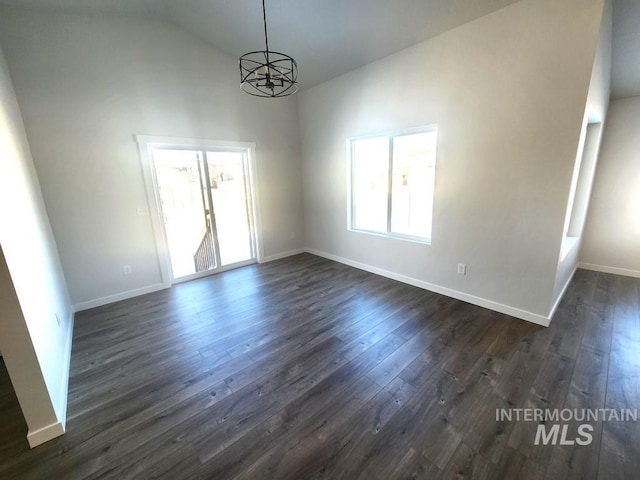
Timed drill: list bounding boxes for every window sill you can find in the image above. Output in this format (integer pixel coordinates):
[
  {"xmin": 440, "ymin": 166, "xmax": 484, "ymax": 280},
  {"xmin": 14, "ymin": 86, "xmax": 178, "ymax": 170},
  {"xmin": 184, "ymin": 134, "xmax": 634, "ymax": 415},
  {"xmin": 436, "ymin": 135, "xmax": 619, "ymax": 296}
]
[
  {"xmin": 349, "ymin": 228, "xmax": 431, "ymax": 246},
  {"xmin": 560, "ymin": 235, "xmax": 580, "ymax": 261}
]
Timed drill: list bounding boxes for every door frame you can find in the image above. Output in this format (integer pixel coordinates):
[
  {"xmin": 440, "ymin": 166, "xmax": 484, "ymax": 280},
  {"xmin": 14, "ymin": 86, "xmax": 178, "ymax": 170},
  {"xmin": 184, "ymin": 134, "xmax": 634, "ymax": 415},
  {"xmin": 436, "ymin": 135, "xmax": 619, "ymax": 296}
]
[{"xmin": 136, "ymin": 135, "xmax": 264, "ymax": 287}]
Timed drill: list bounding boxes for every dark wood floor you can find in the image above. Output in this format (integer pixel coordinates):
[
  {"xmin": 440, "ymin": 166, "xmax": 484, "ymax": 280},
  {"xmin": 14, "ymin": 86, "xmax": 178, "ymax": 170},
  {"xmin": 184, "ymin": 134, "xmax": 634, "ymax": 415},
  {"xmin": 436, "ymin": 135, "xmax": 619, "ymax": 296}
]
[{"xmin": 0, "ymin": 253, "xmax": 638, "ymax": 479}]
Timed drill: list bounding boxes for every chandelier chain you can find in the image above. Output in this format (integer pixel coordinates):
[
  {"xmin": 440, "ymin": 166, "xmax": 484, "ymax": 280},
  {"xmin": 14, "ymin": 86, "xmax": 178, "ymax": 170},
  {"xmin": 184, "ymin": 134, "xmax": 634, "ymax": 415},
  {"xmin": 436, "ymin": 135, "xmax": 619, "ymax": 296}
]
[{"xmin": 262, "ymin": 0, "xmax": 270, "ymax": 58}]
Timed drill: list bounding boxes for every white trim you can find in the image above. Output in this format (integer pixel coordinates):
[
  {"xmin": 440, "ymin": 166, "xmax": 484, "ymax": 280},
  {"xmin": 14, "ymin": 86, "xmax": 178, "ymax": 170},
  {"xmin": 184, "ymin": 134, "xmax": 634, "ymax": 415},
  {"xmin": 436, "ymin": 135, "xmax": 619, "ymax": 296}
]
[
  {"xmin": 304, "ymin": 248, "xmax": 551, "ymax": 327},
  {"xmin": 246, "ymin": 146, "xmax": 265, "ymax": 263},
  {"xmin": 578, "ymin": 262, "xmax": 640, "ymax": 279},
  {"xmin": 27, "ymin": 420, "xmax": 65, "ymax": 448},
  {"xmin": 559, "ymin": 235, "xmax": 580, "ymax": 262},
  {"xmin": 260, "ymin": 248, "xmax": 306, "ymax": 263},
  {"xmin": 71, "ymin": 248, "xmax": 303, "ymax": 311},
  {"xmin": 73, "ymin": 284, "xmax": 166, "ymax": 312},
  {"xmin": 171, "ymin": 259, "xmax": 257, "ymax": 284},
  {"xmin": 549, "ymin": 265, "xmax": 577, "ymax": 320},
  {"xmin": 347, "ymin": 126, "xmax": 437, "ymax": 246},
  {"xmin": 55, "ymin": 310, "xmax": 74, "ymax": 430},
  {"xmin": 135, "ymin": 137, "xmax": 173, "ymax": 289},
  {"xmin": 134, "ymin": 134, "xmax": 263, "ymax": 284},
  {"xmin": 135, "ymin": 135, "xmax": 256, "ymax": 151}
]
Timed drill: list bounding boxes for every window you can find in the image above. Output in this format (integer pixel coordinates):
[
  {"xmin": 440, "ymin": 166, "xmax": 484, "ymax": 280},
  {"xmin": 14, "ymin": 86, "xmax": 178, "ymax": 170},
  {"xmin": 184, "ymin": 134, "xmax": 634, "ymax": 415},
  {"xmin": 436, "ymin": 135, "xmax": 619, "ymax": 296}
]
[{"xmin": 349, "ymin": 127, "xmax": 438, "ymax": 243}]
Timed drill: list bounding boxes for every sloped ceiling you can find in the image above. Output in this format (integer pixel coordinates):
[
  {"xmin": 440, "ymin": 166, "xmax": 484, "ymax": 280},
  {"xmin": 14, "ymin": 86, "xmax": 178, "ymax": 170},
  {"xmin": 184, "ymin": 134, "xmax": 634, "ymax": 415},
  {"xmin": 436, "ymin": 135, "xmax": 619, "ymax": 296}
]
[
  {"xmin": 163, "ymin": 0, "xmax": 524, "ymax": 90},
  {"xmin": 0, "ymin": 0, "xmax": 638, "ymax": 97},
  {"xmin": 0, "ymin": 0, "xmax": 525, "ymax": 89},
  {"xmin": 611, "ymin": 0, "xmax": 640, "ymax": 99}
]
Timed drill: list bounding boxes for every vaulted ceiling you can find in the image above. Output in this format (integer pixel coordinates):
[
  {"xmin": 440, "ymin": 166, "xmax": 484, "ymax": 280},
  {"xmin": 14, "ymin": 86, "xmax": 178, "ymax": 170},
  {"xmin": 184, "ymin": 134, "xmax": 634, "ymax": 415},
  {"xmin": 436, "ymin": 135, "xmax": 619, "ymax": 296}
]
[
  {"xmin": 611, "ymin": 0, "xmax": 640, "ymax": 99},
  {"xmin": 0, "ymin": 0, "xmax": 638, "ymax": 98}
]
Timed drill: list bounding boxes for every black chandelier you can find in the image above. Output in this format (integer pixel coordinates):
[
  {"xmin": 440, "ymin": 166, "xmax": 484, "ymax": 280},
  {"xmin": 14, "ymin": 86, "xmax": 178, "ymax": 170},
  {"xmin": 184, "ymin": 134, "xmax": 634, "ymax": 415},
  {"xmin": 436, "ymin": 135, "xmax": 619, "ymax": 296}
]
[{"xmin": 239, "ymin": 0, "xmax": 298, "ymax": 97}]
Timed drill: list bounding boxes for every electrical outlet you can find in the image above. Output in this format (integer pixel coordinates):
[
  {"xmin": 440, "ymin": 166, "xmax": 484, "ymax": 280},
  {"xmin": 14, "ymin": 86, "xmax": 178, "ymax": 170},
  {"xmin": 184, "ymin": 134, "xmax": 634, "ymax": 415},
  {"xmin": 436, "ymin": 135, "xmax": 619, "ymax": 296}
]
[
  {"xmin": 55, "ymin": 313, "xmax": 61, "ymax": 327},
  {"xmin": 457, "ymin": 263, "xmax": 467, "ymax": 275},
  {"xmin": 122, "ymin": 265, "xmax": 132, "ymax": 275}
]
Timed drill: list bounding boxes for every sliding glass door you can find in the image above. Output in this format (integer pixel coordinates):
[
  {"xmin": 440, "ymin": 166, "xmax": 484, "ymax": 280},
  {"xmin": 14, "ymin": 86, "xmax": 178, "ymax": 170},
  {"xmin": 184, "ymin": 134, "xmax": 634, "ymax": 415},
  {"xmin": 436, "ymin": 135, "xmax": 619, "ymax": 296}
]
[
  {"xmin": 151, "ymin": 147, "xmax": 256, "ymax": 283},
  {"xmin": 207, "ymin": 151, "xmax": 254, "ymax": 267}
]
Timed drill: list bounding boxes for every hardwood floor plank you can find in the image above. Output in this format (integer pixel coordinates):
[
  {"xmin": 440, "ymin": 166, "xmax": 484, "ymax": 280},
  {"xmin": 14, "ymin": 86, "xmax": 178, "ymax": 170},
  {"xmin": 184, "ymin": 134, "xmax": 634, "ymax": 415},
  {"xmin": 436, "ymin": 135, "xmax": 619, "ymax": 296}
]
[
  {"xmin": 197, "ymin": 372, "xmax": 379, "ymax": 478},
  {"xmin": 294, "ymin": 377, "xmax": 419, "ymax": 480},
  {"xmin": 544, "ymin": 346, "xmax": 609, "ymax": 480},
  {"xmin": 462, "ymin": 393, "xmax": 515, "ymax": 465},
  {"xmin": 598, "ymin": 421, "xmax": 640, "ymax": 480},
  {"xmin": 441, "ymin": 441, "xmax": 492, "ymax": 479},
  {"xmin": 366, "ymin": 323, "xmax": 437, "ymax": 387},
  {"xmin": 483, "ymin": 446, "xmax": 544, "ymax": 480},
  {"xmin": 0, "ymin": 258, "xmax": 638, "ymax": 479},
  {"xmin": 611, "ymin": 276, "xmax": 640, "ymax": 341},
  {"xmin": 507, "ymin": 352, "xmax": 575, "ymax": 468},
  {"xmin": 379, "ymin": 447, "xmax": 440, "ymax": 480},
  {"xmin": 232, "ymin": 377, "xmax": 382, "ymax": 480},
  {"xmin": 578, "ymin": 267, "xmax": 616, "ymax": 356},
  {"xmin": 195, "ymin": 322, "xmax": 415, "ymax": 476}
]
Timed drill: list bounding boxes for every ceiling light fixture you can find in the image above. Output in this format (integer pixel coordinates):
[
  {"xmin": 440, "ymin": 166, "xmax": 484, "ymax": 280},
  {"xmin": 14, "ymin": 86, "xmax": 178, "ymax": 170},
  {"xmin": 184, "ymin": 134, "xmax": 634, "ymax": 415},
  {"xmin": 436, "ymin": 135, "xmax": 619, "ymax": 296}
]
[{"xmin": 239, "ymin": 0, "xmax": 298, "ymax": 97}]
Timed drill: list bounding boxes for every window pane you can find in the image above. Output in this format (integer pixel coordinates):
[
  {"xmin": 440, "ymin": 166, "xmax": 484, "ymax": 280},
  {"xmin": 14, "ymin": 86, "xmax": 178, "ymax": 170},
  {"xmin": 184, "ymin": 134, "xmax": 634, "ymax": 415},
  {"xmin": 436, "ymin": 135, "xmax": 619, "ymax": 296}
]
[
  {"xmin": 352, "ymin": 136, "xmax": 389, "ymax": 233},
  {"xmin": 390, "ymin": 131, "xmax": 437, "ymax": 239},
  {"xmin": 153, "ymin": 149, "xmax": 213, "ymax": 278},
  {"xmin": 208, "ymin": 151, "xmax": 253, "ymax": 266}
]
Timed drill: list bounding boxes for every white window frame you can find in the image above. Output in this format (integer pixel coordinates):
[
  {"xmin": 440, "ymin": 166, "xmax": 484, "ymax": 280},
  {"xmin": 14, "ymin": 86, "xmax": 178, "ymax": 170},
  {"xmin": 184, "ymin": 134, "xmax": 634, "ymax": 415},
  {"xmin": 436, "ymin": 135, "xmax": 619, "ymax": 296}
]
[
  {"xmin": 347, "ymin": 126, "xmax": 438, "ymax": 245},
  {"xmin": 135, "ymin": 135, "xmax": 264, "ymax": 287}
]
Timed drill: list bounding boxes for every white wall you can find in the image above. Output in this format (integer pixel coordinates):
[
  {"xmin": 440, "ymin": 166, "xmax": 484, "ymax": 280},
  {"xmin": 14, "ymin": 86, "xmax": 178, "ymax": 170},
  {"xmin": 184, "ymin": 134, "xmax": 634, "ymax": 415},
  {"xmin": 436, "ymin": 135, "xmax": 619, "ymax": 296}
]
[
  {"xmin": 299, "ymin": 0, "xmax": 605, "ymax": 324},
  {"xmin": 580, "ymin": 95, "xmax": 640, "ymax": 277},
  {"xmin": 0, "ymin": 45, "xmax": 72, "ymax": 446},
  {"xmin": 0, "ymin": 9, "xmax": 304, "ymax": 307},
  {"xmin": 552, "ymin": 0, "xmax": 612, "ymax": 305}
]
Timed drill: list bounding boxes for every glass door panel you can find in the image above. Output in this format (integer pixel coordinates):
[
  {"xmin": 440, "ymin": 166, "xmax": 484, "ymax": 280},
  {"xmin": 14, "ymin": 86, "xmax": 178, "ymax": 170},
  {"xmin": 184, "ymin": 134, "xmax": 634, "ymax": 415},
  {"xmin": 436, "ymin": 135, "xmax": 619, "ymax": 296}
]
[
  {"xmin": 153, "ymin": 149, "xmax": 216, "ymax": 279},
  {"xmin": 206, "ymin": 151, "xmax": 254, "ymax": 266}
]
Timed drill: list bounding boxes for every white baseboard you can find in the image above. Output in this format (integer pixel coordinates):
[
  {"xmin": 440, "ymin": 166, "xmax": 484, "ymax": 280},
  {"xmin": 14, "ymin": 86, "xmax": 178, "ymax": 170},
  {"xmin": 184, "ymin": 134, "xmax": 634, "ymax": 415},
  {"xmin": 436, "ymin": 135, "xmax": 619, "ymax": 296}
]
[
  {"xmin": 305, "ymin": 248, "xmax": 551, "ymax": 327},
  {"xmin": 72, "ymin": 250, "xmax": 306, "ymax": 312},
  {"xmin": 70, "ymin": 248, "xmax": 576, "ymax": 327},
  {"xmin": 549, "ymin": 266, "xmax": 577, "ymax": 320},
  {"xmin": 73, "ymin": 283, "xmax": 166, "ymax": 312},
  {"xmin": 260, "ymin": 248, "xmax": 306, "ymax": 264},
  {"xmin": 578, "ymin": 262, "xmax": 640, "ymax": 279},
  {"xmin": 26, "ymin": 310, "xmax": 74, "ymax": 448},
  {"xmin": 56, "ymin": 311, "xmax": 74, "ymax": 429},
  {"xmin": 27, "ymin": 420, "xmax": 65, "ymax": 448}
]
